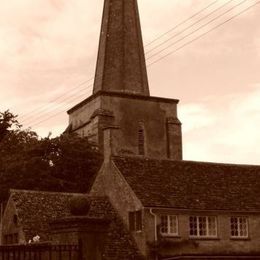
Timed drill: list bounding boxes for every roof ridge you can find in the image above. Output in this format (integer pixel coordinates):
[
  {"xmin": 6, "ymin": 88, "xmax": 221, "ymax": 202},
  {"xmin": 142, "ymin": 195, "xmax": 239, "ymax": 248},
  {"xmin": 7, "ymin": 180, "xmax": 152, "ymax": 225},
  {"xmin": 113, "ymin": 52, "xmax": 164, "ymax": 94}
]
[
  {"xmin": 112, "ymin": 155, "xmax": 260, "ymax": 168},
  {"xmin": 10, "ymin": 189, "xmax": 86, "ymax": 196},
  {"xmin": 10, "ymin": 190, "xmax": 110, "ymax": 202}
]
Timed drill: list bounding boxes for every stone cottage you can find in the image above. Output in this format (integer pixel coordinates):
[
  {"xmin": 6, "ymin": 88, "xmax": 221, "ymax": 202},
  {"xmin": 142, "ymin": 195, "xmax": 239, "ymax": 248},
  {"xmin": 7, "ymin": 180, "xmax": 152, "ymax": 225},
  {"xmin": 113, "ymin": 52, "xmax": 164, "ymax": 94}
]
[
  {"xmin": 1, "ymin": 189, "xmax": 144, "ymax": 259},
  {"xmin": 1, "ymin": 0, "xmax": 260, "ymax": 259}
]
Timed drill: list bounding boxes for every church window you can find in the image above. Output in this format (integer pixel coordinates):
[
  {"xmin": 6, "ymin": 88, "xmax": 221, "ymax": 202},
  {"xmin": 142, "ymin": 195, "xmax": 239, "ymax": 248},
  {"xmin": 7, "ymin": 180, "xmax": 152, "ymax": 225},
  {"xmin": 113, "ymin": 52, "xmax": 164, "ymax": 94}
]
[
  {"xmin": 230, "ymin": 216, "xmax": 248, "ymax": 238},
  {"xmin": 129, "ymin": 210, "xmax": 142, "ymax": 232},
  {"xmin": 138, "ymin": 123, "xmax": 145, "ymax": 155},
  {"xmin": 160, "ymin": 215, "xmax": 178, "ymax": 236},
  {"xmin": 189, "ymin": 216, "xmax": 217, "ymax": 238}
]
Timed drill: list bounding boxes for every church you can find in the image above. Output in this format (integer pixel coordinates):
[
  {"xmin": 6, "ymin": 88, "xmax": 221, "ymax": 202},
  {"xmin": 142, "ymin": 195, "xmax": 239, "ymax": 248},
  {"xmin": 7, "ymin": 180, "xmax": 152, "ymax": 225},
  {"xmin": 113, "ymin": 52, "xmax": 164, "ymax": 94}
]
[{"xmin": 1, "ymin": 0, "xmax": 260, "ymax": 259}]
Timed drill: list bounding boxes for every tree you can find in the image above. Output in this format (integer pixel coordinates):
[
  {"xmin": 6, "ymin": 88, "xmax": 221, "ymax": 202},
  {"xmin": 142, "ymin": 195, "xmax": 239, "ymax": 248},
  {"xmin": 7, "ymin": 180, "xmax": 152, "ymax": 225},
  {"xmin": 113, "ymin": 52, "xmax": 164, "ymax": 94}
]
[
  {"xmin": 0, "ymin": 110, "xmax": 21, "ymax": 142},
  {"xmin": 0, "ymin": 110, "xmax": 102, "ymax": 202}
]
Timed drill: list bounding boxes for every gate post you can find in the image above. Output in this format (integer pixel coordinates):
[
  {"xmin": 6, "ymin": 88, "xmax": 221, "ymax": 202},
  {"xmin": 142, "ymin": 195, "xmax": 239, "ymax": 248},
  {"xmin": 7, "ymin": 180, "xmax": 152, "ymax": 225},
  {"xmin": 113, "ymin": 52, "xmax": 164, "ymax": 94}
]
[{"xmin": 50, "ymin": 216, "xmax": 110, "ymax": 260}]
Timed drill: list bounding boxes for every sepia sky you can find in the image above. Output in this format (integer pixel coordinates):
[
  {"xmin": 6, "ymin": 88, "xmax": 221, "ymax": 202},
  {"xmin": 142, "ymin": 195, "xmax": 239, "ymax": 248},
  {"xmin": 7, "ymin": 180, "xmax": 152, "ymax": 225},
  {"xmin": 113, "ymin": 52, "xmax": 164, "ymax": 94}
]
[{"xmin": 0, "ymin": 0, "xmax": 260, "ymax": 164}]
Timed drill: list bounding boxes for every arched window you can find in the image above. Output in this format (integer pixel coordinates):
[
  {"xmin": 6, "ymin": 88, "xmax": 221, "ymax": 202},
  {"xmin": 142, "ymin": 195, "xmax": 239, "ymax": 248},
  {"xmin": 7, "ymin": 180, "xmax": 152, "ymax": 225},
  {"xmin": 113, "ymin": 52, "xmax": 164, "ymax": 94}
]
[{"xmin": 138, "ymin": 123, "xmax": 145, "ymax": 155}]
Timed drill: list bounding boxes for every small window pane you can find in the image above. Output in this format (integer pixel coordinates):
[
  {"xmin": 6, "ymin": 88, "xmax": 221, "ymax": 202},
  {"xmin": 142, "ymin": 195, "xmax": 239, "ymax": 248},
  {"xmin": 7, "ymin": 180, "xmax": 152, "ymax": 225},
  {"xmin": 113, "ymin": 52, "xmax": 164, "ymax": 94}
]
[
  {"xmin": 136, "ymin": 210, "xmax": 142, "ymax": 231},
  {"xmin": 199, "ymin": 217, "xmax": 207, "ymax": 236},
  {"xmin": 189, "ymin": 216, "xmax": 217, "ymax": 238},
  {"xmin": 231, "ymin": 217, "xmax": 248, "ymax": 238},
  {"xmin": 169, "ymin": 216, "xmax": 178, "ymax": 234},
  {"xmin": 160, "ymin": 215, "xmax": 168, "ymax": 234},
  {"xmin": 160, "ymin": 215, "xmax": 178, "ymax": 236},
  {"xmin": 208, "ymin": 217, "xmax": 217, "ymax": 236},
  {"xmin": 129, "ymin": 211, "xmax": 142, "ymax": 232},
  {"xmin": 189, "ymin": 216, "xmax": 198, "ymax": 236},
  {"xmin": 129, "ymin": 212, "xmax": 135, "ymax": 231}
]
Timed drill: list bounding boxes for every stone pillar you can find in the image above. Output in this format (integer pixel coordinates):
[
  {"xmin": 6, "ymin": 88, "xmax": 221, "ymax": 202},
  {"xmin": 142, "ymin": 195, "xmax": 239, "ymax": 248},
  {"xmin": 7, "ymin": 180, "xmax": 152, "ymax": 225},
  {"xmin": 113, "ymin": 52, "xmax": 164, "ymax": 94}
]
[
  {"xmin": 166, "ymin": 117, "xmax": 183, "ymax": 160},
  {"xmin": 50, "ymin": 216, "xmax": 110, "ymax": 260}
]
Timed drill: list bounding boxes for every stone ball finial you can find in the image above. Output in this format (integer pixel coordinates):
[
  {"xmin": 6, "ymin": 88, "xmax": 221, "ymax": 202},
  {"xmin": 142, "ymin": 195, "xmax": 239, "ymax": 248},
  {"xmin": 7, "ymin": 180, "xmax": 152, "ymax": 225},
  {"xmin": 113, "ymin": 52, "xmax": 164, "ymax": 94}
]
[{"xmin": 69, "ymin": 195, "xmax": 91, "ymax": 216}]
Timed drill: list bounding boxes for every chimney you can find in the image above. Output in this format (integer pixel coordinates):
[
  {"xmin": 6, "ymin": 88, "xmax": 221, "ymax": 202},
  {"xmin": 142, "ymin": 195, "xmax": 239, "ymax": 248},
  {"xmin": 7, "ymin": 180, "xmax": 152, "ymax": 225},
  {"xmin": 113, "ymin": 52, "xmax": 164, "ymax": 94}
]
[{"xmin": 102, "ymin": 125, "xmax": 120, "ymax": 163}]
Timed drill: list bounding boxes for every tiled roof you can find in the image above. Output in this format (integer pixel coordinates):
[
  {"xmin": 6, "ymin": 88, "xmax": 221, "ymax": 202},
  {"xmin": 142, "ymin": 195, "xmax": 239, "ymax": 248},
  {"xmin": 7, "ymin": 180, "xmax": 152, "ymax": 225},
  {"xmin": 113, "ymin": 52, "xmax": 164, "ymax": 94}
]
[
  {"xmin": 113, "ymin": 156, "xmax": 260, "ymax": 211},
  {"xmin": 10, "ymin": 190, "xmax": 76, "ymax": 241},
  {"xmin": 9, "ymin": 189, "xmax": 143, "ymax": 259}
]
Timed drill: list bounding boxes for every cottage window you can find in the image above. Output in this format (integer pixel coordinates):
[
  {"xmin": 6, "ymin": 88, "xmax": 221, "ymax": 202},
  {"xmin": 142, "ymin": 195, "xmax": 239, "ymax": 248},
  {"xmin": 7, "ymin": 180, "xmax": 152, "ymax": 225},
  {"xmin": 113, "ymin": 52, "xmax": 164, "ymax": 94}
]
[
  {"xmin": 230, "ymin": 216, "xmax": 248, "ymax": 238},
  {"xmin": 13, "ymin": 214, "xmax": 18, "ymax": 225},
  {"xmin": 160, "ymin": 215, "xmax": 178, "ymax": 236},
  {"xmin": 129, "ymin": 210, "xmax": 142, "ymax": 231},
  {"xmin": 189, "ymin": 216, "xmax": 217, "ymax": 238}
]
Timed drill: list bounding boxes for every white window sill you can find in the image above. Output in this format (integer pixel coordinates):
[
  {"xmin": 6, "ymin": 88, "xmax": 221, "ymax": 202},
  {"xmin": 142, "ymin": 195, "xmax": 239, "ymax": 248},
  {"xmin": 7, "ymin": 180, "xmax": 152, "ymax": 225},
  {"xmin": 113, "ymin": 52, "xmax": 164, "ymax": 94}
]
[
  {"xmin": 189, "ymin": 236, "xmax": 219, "ymax": 240},
  {"xmin": 230, "ymin": 237, "xmax": 250, "ymax": 241},
  {"xmin": 160, "ymin": 234, "xmax": 180, "ymax": 238}
]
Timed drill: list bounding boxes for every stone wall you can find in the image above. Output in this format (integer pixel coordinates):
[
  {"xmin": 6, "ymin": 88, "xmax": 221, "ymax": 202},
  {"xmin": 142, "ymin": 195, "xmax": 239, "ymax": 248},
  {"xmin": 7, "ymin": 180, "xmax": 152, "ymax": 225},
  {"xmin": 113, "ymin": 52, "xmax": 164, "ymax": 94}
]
[
  {"xmin": 68, "ymin": 92, "xmax": 182, "ymax": 160},
  {"xmin": 90, "ymin": 158, "xmax": 148, "ymax": 256},
  {"xmin": 144, "ymin": 208, "xmax": 260, "ymax": 257},
  {"xmin": 1, "ymin": 198, "xmax": 25, "ymax": 244}
]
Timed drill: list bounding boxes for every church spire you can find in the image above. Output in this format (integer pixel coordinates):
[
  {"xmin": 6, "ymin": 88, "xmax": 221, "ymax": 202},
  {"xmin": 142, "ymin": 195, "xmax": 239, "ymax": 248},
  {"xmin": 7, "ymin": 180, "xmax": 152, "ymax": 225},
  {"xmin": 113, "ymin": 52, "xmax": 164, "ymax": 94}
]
[{"xmin": 93, "ymin": 0, "xmax": 150, "ymax": 96}]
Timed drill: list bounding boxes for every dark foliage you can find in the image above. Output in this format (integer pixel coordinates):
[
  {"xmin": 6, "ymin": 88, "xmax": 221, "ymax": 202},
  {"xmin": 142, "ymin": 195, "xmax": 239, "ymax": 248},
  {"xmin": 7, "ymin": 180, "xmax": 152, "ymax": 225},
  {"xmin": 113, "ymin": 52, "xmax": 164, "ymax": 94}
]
[
  {"xmin": 0, "ymin": 110, "xmax": 21, "ymax": 142},
  {"xmin": 0, "ymin": 111, "xmax": 103, "ymax": 202}
]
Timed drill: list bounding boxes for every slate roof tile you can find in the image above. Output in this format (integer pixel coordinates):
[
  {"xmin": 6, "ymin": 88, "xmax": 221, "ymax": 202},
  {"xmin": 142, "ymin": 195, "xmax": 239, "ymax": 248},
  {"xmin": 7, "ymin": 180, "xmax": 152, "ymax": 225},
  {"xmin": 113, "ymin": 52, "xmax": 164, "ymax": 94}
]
[{"xmin": 113, "ymin": 156, "xmax": 260, "ymax": 211}]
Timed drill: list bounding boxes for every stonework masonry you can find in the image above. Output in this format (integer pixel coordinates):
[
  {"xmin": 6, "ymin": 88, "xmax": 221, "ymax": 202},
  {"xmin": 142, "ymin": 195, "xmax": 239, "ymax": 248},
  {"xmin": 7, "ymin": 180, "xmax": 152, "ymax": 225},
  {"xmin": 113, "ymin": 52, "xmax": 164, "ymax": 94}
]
[
  {"xmin": 68, "ymin": 92, "xmax": 183, "ymax": 160},
  {"xmin": 90, "ymin": 158, "xmax": 147, "ymax": 255},
  {"xmin": 1, "ymin": 198, "xmax": 25, "ymax": 244},
  {"xmin": 144, "ymin": 209, "xmax": 260, "ymax": 258},
  {"xmin": 67, "ymin": 0, "xmax": 183, "ymax": 160},
  {"xmin": 93, "ymin": 0, "xmax": 149, "ymax": 95},
  {"xmin": 50, "ymin": 216, "xmax": 110, "ymax": 260}
]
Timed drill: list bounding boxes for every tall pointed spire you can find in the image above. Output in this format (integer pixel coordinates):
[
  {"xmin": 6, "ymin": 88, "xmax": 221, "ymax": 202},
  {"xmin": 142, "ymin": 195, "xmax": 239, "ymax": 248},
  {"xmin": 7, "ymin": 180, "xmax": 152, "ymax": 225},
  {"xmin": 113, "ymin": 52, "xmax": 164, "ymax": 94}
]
[{"xmin": 93, "ymin": 0, "xmax": 150, "ymax": 96}]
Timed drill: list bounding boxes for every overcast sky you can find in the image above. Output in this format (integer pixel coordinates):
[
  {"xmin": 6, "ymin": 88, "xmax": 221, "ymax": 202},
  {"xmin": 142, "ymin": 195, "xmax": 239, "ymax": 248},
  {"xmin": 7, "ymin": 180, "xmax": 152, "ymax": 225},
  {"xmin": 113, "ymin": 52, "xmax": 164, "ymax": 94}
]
[{"xmin": 0, "ymin": 0, "xmax": 259, "ymax": 164}]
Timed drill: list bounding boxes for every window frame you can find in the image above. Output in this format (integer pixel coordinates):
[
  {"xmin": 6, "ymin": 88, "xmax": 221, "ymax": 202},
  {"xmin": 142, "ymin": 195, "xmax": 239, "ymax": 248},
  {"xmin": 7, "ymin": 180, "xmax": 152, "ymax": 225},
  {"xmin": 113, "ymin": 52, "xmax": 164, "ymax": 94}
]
[
  {"xmin": 129, "ymin": 210, "xmax": 143, "ymax": 232},
  {"xmin": 189, "ymin": 215, "xmax": 218, "ymax": 238},
  {"xmin": 138, "ymin": 123, "xmax": 145, "ymax": 156},
  {"xmin": 230, "ymin": 216, "xmax": 249, "ymax": 239},
  {"xmin": 160, "ymin": 215, "xmax": 179, "ymax": 237}
]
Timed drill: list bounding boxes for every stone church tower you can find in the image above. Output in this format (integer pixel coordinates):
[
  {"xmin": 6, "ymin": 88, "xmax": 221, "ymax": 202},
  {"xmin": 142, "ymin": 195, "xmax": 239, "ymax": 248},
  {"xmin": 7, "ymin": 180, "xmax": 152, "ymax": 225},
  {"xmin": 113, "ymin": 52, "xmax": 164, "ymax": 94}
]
[{"xmin": 67, "ymin": 0, "xmax": 182, "ymax": 160}]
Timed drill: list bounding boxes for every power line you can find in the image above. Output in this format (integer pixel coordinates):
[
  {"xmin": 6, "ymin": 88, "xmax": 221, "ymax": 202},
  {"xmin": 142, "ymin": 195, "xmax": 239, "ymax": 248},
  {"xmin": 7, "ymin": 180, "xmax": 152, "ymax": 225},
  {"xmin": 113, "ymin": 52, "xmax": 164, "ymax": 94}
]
[
  {"xmin": 21, "ymin": 86, "xmax": 93, "ymax": 126},
  {"xmin": 144, "ymin": 0, "xmax": 219, "ymax": 47},
  {"xmin": 145, "ymin": 0, "xmax": 236, "ymax": 55},
  {"xmin": 27, "ymin": 91, "xmax": 91, "ymax": 128},
  {"xmin": 24, "ymin": 0, "xmax": 250, "ymax": 124},
  {"xmin": 18, "ymin": 78, "xmax": 94, "ymax": 121},
  {"xmin": 146, "ymin": 0, "xmax": 249, "ymax": 60},
  {"xmin": 18, "ymin": 0, "xmax": 220, "ymax": 123},
  {"xmin": 147, "ymin": 1, "xmax": 260, "ymax": 67},
  {"xmin": 30, "ymin": 1, "xmax": 260, "ymax": 129}
]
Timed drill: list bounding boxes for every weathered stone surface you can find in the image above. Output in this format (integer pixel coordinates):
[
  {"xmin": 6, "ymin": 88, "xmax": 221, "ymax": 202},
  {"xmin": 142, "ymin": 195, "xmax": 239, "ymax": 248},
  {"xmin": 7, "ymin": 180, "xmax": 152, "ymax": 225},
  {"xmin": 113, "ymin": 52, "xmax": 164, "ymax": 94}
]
[
  {"xmin": 68, "ymin": 92, "xmax": 182, "ymax": 160},
  {"xmin": 67, "ymin": 0, "xmax": 183, "ymax": 160},
  {"xmin": 93, "ymin": 0, "xmax": 149, "ymax": 96}
]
